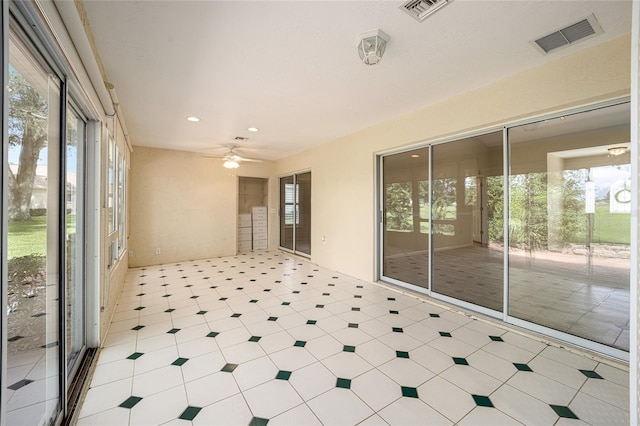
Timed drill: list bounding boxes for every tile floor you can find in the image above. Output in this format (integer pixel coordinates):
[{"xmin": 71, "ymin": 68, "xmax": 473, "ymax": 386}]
[{"xmin": 78, "ymin": 251, "xmax": 629, "ymax": 425}]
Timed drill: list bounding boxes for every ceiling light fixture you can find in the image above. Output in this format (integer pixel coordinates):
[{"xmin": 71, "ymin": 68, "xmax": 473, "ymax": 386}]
[
  {"xmin": 608, "ymin": 146, "xmax": 628, "ymax": 156},
  {"xmin": 411, "ymin": 154, "xmax": 420, "ymax": 158},
  {"xmin": 248, "ymin": 127, "xmax": 259, "ymax": 132},
  {"xmin": 186, "ymin": 116, "xmax": 200, "ymax": 122},
  {"xmin": 223, "ymin": 160, "xmax": 240, "ymax": 169},
  {"xmin": 356, "ymin": 29, "xmax": 390, "ymax": 66}
]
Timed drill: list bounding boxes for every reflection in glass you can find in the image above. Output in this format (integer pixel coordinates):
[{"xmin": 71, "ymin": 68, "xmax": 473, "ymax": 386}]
[
  {"xmin": 6, "ymin": 37, "xmax": 61, "ymax": 424},
  {"xmin": 382, "ymin": 147, "xmax": 429, "ymax": 287},
  {"xmin": 508, "ymin": 103, "xmax": 630, "ymax": 351},
  {"xmin": 279, "ymin": 175, "xmax": 295, "ymax": 250},
  {"xmin": 66, "ymin": 108, "xmax": 85, "ymax": 376},
  {"xmin": 431, "ymin": 132, "xmax": 504, "ymax": 311},
  {"xmin": 295, "ymin": 172, "xmax": 312, "ymax": 255}
]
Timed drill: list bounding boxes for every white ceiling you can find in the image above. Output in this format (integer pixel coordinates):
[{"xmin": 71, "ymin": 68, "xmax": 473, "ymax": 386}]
[{"xmin": 81, "ymin": 0, "xmax": 632, "ymax": 160}]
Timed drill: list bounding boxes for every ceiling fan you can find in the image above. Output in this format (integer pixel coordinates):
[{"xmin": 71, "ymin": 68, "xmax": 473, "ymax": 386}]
[{"xmin": 202, "ymin": 144, "xmax": 263, "ymax": 168}]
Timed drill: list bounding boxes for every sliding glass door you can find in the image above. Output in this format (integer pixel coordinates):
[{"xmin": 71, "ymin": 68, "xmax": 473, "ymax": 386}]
[
  {"xmin": 379, "ymin": 101, "xmax": 630, "ymax": 358},
  {"xmin": 6, "ymin": 33, "xmax": 62, "ymax": 425},
  {"xmin": 279, "ymin": 172, "xmax": 311, "ymax": 256},
  {"xmin": 431, "ymin": 132, "xmax": 504, "ymax": 312},
  {"xmin": 381, "ymin": 147, "xmax": 429, "ymax": 287}
]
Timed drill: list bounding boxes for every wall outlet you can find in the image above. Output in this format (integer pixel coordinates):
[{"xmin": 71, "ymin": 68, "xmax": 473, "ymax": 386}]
[{"xmin": 155, "ymin": 248, "xmax": 161, "ymax": 255}]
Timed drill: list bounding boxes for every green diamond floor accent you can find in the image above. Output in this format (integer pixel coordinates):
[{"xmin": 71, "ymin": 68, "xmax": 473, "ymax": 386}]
[
  {"xmin": 221, "ymin": 363, "xmax": 238, "ymax": 373},
  {"xmin": 294, "ymin": 340, "xmax": 307, "ymax": 347},
  {"xmin": 316, "ymin": 304, "xmax": 324, "ymax": 308},
  {"xmin": 307, "ymin": 320, "xmax": 317, "ymax": 325},
  {"xmin": 336, "ymin": 378, "xmax": 351, "ymax": 389},
  {"xmin": 343, "ymin": 345, "xmax": 356, "ymax": 353},
  {"xmin": 179, "ymin": 406, "xmax": 202, "ymax": 421},
  {"xmin": 389, "ymin": 310, "xmax": 399, "ymax": 314},
  {"xmin": 489, "ymin": 335, "xmax": 504, "ymax": 342},
  {"xmin": 472, "ymin": 395, "xmax": 494, "ymax": 407},
  {"xmin": 430, "ymin": 313, "xmax": 440, "ymax": 318},
  {"xmin": 248, "ymin": 416, "xmax": 270, "ymax": 426},
  {"xmin": 579, "ymin": 369, "xmax": 604, "ymax": 379},
  {"xmin": 401, "ymin": 386, "xmax": 419, "ymax": 398},
  {"xmin": 172, "ymin": 357, "xmax": 189, "ymax": 366},
  {"xmin": 219, "ymin": 297, "xmax": 228, "ymax": 301},
  {"xmin": 127, "ymin": 352, "xmax": 144, "ymax": 360},
  {"xmin": 249, "ymin": 336, "xmax": 262, "ymax": 342},
  {"xmin": 348, "ymin": 323, "xmax": 358, "ymax": 328},
  {"xmin": 276, "ymin": 370, "xmax": 292, "ymax": 380},
  {"xmin": 388, "ymin": 297, "xmax": 396, "ymax": 301},
  {"xmin": 164, "ymin": 309, "xmax": 175, "ymax": 313},
  {"xmin": 354, "ymin": 295, "xmax": 362, "ymax": 298},
  {"xmin": 196, "ymin": 311, "xmax": 207, "ymax": 315},
  {"xmin": 439, "ymin": 331, "xmax": 452, "ymax": 337},
  {"xmin": 292, "ymin": 290, "xmax": 300, "ymax": 294},
  {"xmin": 514, "ymin": 363, "xmax": 533, "ymax": 372},
  {"xmin": 250, "ymin": 300, "xmax": 258, "ymax": 303},
  {"xmin": 119, "ymin": 396, "xmax": 143, "ymax": 409},
  {"xmin": 323, "ymin": 293, "xmax": 331, "ymax": 296},
  {"xmin": 167, "ymin": 328, "xmax": 180, "ymax": 334},
  {"xmin": 207, "ymin": 331, "xmax": 219, "ymax": 338},
  {"xmin": 131, "ymin": 325, "xmax": 145, "ymax": 331},
  {"xmin": 134, "ymin": 306, "xmax": 145, "ymax": 311},
  {"xmin": 268, "ymin": 317, "xmax": 278, "ymax": 321},
  {"xmin": 396, "ymin": 351, "xmax": 410, "ymax": 359},
  {"xmin": 282, "ymin": 302, "xmax": 290, "ymax": 305},
  {"xmin": 352, "ymin": 307, "xmax": 360, "ymax": 311},
  {"xmin": 392, "ymin": 327, "xmax": 403, "ymax": 333},
  {"xmin": 453, "ymin": 357, "xmax": 469, "ymax": 365},
  {"xmin": 231, "ymin": 313, "xmax": 242, "ymax": 318},
  {"xmin": 550, "ymin": 405, "xmax": 579, "ymax": 419}
]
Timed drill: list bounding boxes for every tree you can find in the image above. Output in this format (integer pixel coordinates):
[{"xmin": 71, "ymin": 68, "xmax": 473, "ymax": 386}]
[
  {"xmin": 385, "ymin": 182, "xmax": 413, "ymax": 231},
  {"xmin": 7, "ymin": 67, "xmax": 48, "ymax": 222}
]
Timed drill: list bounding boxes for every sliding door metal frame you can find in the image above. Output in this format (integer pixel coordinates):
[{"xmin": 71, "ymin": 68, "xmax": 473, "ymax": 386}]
[{"xmin": 1, "ymin": 1, "xmax": 8, "ymax": 424}]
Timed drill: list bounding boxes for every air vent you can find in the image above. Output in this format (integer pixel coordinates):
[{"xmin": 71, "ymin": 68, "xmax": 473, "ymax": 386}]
[
  {"xmin": 400, "ymin": 0, "xmax": 449, "ymax": 22},
  {"xmin": 532, "ymin": 14, "xmax": 603, "ymax": 55},
  {"xmin": 234, "ymin": 136, "xmax": 248, "ymax": 141}
]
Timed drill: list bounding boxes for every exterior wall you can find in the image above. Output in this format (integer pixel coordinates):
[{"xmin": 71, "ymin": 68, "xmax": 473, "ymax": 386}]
[
  {"xmin": 275, "ymin": 34, "xmax": 631, "ymax": 283},
  {"xmin": 129, "ymin": 146, "xmax": 277, "ymax": 267}
]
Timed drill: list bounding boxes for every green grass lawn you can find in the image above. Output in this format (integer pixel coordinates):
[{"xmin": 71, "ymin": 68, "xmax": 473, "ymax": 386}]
[
  {"xmin": 8, "ymin": 215, "xmax": 77, "ymax": 259},
  {"xmin": 8, "ymin": 216, "xmax": 48, "ymax": 258},
  {"xmin": 592, "ymin": 203, "xmax": 630, "ymax": 244}
]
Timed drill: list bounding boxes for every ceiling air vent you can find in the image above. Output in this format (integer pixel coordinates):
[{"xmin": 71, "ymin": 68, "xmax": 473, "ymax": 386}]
[
  {"xmin": 400, "ymin": 0, "xmax": 449, "ymax": 22},
  {"xmin": 532, "ymin": 14, "xmax": 603, "ymax": 55}
]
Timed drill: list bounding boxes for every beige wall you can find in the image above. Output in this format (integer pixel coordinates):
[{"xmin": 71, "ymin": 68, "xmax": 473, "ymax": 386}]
[
  {"xmin": 129, "ymin": 146, "xmax": 276, "ymax": 267},
  {"xmin": 275, "ymin": 34, "xmax": 631, "ymax": 282}
]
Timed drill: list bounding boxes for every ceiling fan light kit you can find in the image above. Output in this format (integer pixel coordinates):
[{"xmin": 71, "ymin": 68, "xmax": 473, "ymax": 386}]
[{"xmin": 203, "ymin": 144, "xmax": 263, "ymax": 168}]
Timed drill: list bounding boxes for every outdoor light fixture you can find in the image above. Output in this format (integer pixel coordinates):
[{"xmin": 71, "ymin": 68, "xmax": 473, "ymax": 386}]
[
  {"xmin": 356, "ymin": 29, "xmax": 390, "ymax": 65},
  {"xmin": 608, "ymin": 146, "xmax": 627, "ymax": 156},
  {"xmin": 223, "ymin": 160, "xmax": 239, "ymax": 169}
]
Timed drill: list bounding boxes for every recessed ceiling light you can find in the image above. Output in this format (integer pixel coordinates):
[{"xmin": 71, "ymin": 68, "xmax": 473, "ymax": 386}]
[
  {"xmin": 248, "ymin": 127, "xmax": 259, "ymax": 132},
  {"xmin": 411, "ymin": 154, "xmax": 420, "ymax": 158},
  {"xmin": 186, "ymin": 116, "xmax": 200, "ymax": 122}
]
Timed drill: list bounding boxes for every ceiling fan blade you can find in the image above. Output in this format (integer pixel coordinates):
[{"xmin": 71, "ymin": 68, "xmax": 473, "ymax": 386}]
[{"xmin": 239, "ymin": 157, "xmax": 262, "ymax": 163}]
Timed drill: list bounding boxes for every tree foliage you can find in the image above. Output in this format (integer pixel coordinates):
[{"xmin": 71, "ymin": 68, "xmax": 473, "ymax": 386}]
[{"xmin": 7, "ymin": 67, "xmax": 48, "ymax": 221}]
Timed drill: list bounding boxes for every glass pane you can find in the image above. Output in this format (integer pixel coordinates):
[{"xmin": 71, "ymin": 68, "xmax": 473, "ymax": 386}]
[
  {"xmin": 107, "ymin": 137, "xmax": 115, "ymax": 234},
  {"xmin": 279, "ymin": 176, "xmax": 294, "ymax": 250},
  {"xmin": 508, "ymin": 103, "xmax": 630, "ymax": 351},
  {"xmin": 66, "ymin": 108, "xmax": 85, "ymax": 375},
  {"xmin": 295, "ymin": 172, "xmax": 311, "ymax": 255},
  {"xmin": 432, "ymin": 132, "xmax": 504, "ymax": 311},
  {"xmin": 6, "ymin": 35, "xmax": 61, "ymax": 424},
  {"xmin": 382, "ymin": 147, "xmax": 429, "ymax": 287},
  {"xmin": 117, "ymin": 149, "xmax": 125, "ymax": 254}
]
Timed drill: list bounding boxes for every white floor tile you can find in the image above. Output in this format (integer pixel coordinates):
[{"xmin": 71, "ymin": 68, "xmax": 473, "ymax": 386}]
[
  {"xmin": 242, "ymin": 379, "xmax": 303, "ymax": 419},
  {"xmin": 269, "ymin": 403, "xmax": 322, "ymax": 426},
  {"xmin": 321, "ymin": 351, "xmax": 373, "ymax": 379},
  {"xmin": 570, "ymin": 391, "xmax": 629, "ymax": 426},
  {"xmin": 288, "ymin": 362, "xmax": 336, "ymax": 400},
  {"xmin": 351, "ymin": 368, "xmax": 402, "ymax": 411},
  {"xmin": 232, "ymin": 355, "xmax": 279, "ymax": 391},
  {"xmin": 377, "ymin": 396, "xmax": 452, "ymax": 425},
  {"xmin": 378, "ymin": 358, "xmax": 434, "ymax": 387},
  {"xmin": 307, "ymin": 388, "xmax": 374, "ymax": 425},
  {"xmin": 129, "ymin": 385, "xmax": 188, "ymax": 426},
  {"xmin": 507, "ymin": 371, "xmax": 577, "ymax": 406},
  {"xmin": 418, "ymin": 376, "xmax": 475, "ymax": 423},
  {"xmin": 491, "ymin": 384, "xmax": 559, "ymax": 425},
  {"xmin": 457, "ymin": 406, "xmax": 522, "ymax": 426},
  {"xmin": 184, "ymin": 371, "xmax": 240, "ymax": 406}
]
